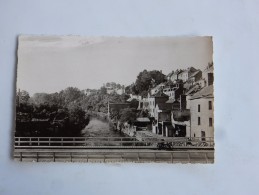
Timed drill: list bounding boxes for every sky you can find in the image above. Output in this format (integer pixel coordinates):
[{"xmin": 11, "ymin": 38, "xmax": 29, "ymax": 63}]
[{"xmin": 17, "ymin": 36, "xmax": 213, "ymax": 95}]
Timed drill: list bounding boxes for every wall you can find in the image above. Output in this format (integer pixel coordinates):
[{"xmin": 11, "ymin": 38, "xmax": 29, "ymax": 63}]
[{"xmin": 190, "ymin": 97, "xmax": 214, "ymax": 138}]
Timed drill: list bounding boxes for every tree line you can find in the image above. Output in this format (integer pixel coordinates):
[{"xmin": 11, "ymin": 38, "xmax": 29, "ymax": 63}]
[{"xmin": 16, "ymin": 69, "xmax": 167, "ymax": 136}]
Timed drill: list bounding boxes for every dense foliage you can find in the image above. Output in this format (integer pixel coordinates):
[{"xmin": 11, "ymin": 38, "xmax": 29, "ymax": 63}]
[
  {"xmin": 16, "ymin": 87, "xmax": 89, "ymax": 137},
  {"xmin": 16, "ymin": 69, "xmax": 168, "ymax": 136},
  {"xmin": 126, "ymin": 70, "xmax": 166, "ymax": 97},
  {"xmin": 16, "ymin": 87, "xmax": 132, "ymax": 136}
]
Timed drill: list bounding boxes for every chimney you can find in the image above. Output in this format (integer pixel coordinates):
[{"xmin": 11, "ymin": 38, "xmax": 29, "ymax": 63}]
[{"xmin": 180, "ymin": 95, "xmax": 186, "ymax": 110}]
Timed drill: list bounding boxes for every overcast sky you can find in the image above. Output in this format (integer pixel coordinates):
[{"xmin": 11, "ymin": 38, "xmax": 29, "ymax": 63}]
[{"xmin": 17, "ymin": 36, "xmax": 213, "ymax": 95}]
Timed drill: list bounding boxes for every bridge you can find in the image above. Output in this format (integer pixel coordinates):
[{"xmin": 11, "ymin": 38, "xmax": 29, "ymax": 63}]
[{"xmin": 14, "ymin": 136, "xmax": 214, "ymax": 163}]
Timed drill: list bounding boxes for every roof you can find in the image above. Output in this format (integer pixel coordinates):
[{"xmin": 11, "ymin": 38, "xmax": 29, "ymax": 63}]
[
  {"xmin": 166, "ymin": 99, "xmax": 174, "ymax": 103},
  {"xmin": 185, "ymin": 84, "xmax": 200, "ymax": 95},
  {"xmin": 190, "ymin": 85, "xmax": 214, "ymax": 100},
  {"xmin": 166, "ymin": 71, "xmax": 174, "ymax": 77},
  {"xmin": 127, "ymin": 97, "xmax": 139, "ymax": 102},
  {"xmin": 189, "ymin": 70, "xmax": 201, "ymax": 78},
  {"xmin": 136, "ymin": 117, "xmax": 150, "ymax": 122},
  {"xmin": 151, "ymin": 90, "xmax": 169, "ymax": 98},
  {"xmin": 203, "ymin": 63, "xmax": 214, "ymax": 72},
  {"xmin": 157, "ymin": 103, "xmax": 173, "ymax": 111},
  {"xmin": 166, "ymin": 99, "xmax": 179, "ymax": 104},
  {"xmin": 151, "ymin": 83, "xmax": 165, "ymax": 91}
]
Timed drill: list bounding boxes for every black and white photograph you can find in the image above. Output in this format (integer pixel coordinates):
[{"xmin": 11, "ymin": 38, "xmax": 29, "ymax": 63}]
[{"xmin": 14, "ymin": 36, "xmax": 214, "ymax": 163}]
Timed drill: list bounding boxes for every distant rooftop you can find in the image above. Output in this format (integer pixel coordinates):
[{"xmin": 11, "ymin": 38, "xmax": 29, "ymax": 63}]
[
  {"xmin": 166, "ymin": 99, "xmax": 179, "ymax": 104},
  {"xmin": 151, "ymin": 90, "xmax": 169, "ymax": 98},
  {"xmin": 189, "ymin": 70, "xmax": 201, "ymax": 78},
  {"xmin": 190, "ymin": 85, "xmax": 214, "ymax": 100},
  {"xmin": 136, "ymin": 117, "xmax": 150, "ymax": 122}
]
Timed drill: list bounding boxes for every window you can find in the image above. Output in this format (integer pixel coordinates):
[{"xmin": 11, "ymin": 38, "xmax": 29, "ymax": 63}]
[
  {"xmin": 209, "ymin": 101, "xmax": 212, "ymax": 110},
  {"xmin": 201, "ymin": 131, "xmax": 206, "ymax": 141},
  {"xmin": 208, "ymin": 73, "xmax": 214, "ymax": 86},
  {"xmin": 209, "ymin": 118, "xmax": 213, "ymax": 126},
  {"xmin": 198, "ymin": 117, "xmax": 201, "ymax": 125},
  {"xmin": 198, "ymin": 104, "xmax": 200, "ymax": 112}
]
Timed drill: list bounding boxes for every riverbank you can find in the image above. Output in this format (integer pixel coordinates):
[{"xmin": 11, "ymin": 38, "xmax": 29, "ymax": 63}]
[
  {"xmin": 115, "ymin": 123, "xmax": 163, "ymax": 141},
  {"xmin": 81, "ymin": 118, "xmax": 126, "ymax": 137}
]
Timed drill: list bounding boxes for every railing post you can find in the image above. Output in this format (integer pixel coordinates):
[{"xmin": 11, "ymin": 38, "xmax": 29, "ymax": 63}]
[
  {"xmin": 137, "ymin": 153, "xmax": 140, "ymax": 162},
  {"xmin": 70, "ymin": 152, "xmax": 72, "ymax": 162},
  {"xmin": 103, "ymin": 154, "xmax": 106, "ymax": 162},
  {"xmin": 38, "ymin": 138, "xmax": 40, "ymax": 146},
  {"xmin": 73, "ymin": 138, "xmax": 75, "ymax": 146},
  {"xmin": 49, "ymin": 138, "xmax": 50, "ymax": 146},
  {"xmin": 171, "ymin": 153, "xmax": 173, "ymax": 163},
  {"xmin": 205, "ymin": 153, "xmax": 208, "ymax": 163},
  {"xmin": 53, "ymin": 152, "xmax": 55, "ymax": 162},
  {"xmin": 29, "ymin": 138, "xmax": 31, "ymax": 146},
  {"xmin": 20, "ymin": 152, "xmax": 22, "ymax": 162},
  {"xmin": 86, "ymin": 153, "xmax": 88, "ymax": 162},
  {"xmin": 36, "ymin": 152, "xmax": 39, "ymax": 162},
  {"xmin": 61, "ymin": 138, "xmax": 63, "ymax": 146},
  {"xmin": 18, "ymin": 137, "xmax": 20, "ymax": 146},
  {"xmin": 188, "ymin": 152, "xmax": 190, "ymax": 163}
]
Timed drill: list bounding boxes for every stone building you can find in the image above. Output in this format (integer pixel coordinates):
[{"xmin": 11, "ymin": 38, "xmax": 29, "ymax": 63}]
[
  {"xmin": 147, "ymin": 91, "xmax": 169, "ymax": 117},
  {"xmin": 189, "ymin": 85, "xmax": 214, "ymax": 139}
]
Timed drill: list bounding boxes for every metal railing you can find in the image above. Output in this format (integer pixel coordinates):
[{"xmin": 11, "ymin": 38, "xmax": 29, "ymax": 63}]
[{"xmin": 14, "ymin": 137, "xmax": 214, "ymax": 149}]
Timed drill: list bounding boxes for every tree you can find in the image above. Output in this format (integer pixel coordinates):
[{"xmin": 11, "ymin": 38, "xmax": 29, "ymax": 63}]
[
  {"xmin": 119, "ymin": 108, "xmax": 137, "ymax": 124},
  {"xmin": 100, "ymin": 86, "xmax": 107, "ymax": 95},
  {"xmin": 17, "ymin": 90, "xmax": 30, "ymax": 104},
  {"xmin": 133, "ymin": 70, "xmax": 166, "ymax": 97},
  {"xmin": 30, "ymin": 93, "xmax": 51, "ymax": 105},
  {"xmin": 60, "ymin": 87, "xmax": 85, "ymax": 106}
]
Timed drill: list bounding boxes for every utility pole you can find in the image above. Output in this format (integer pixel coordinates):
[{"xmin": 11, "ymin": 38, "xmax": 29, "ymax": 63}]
[
  {"xmin": 18, "ymin": 88, "xmax": 21, "ymax": 108},
  {"xmin": 107, "ymin": 100, "xmax": 110, "ymax": 120}
]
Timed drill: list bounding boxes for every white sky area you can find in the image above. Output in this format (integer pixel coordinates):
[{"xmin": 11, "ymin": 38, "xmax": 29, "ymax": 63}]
[{"xmin": 17, "ymin": 36, "xmax": 213, "ymax": 95}]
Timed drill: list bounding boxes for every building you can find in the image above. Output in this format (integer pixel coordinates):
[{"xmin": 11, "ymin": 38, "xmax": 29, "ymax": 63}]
[
  {"xmin": 171, "ymin": 109, "xmax": 190, "ymax": 137},
  {"xmin": 189, "ymin": 85, "xmax": 214, "ymax": 139},
  {"xmin": 137, "ymin": 97, "xmax": 149, "ymax": 111},
  {"xmin": 203, "ymin": 63, "xmax": 214, "ymax": 86},
  {"xmin": 84, "ymin": 89, "xmax": 96, "ymax": 96},
  {"xmin": 163, "ymin": 82, "xmax": 184, "ymax": 100},
  {"xmin": 103, "ymin": 83, "xmax": 125, "ymax": 95},
  {"xmin": 177, "ymin": 67, "xmax": 197, "ymax": 82},
  {"xmin": 133, "ymin": 117, "xmax": 152, "ymax": 131},
  {"xmin": 169, "ymin": 70, "xmax": 182, "ymax": 82},
  {"xmin": 187, "ymin": 70, "xmax": 202, "ymax": 86},
  {"xmin": 166, "ymin": 71, "xmax": 174, "ymax": 81},
  {"xmin": 106, "ymin": 87, "xmax": 115, "ymax": 94},
  {"xmin": 168, "ymin": 95, "xmax": 190, "ymax": 137},
  {"xmin": 115, "ymin": 87, "xmax": 125, "ymax": 95},
  {"xmin": 150, "ymin": 83, "xmax": 165, "ymax": 95},
  {"xmin": 147, "ymin": 91, "xmax": 169, "ymax": 117},
  {"xmin": 152, "ymin": 103, "xmax": 173, "ymax": 136}
]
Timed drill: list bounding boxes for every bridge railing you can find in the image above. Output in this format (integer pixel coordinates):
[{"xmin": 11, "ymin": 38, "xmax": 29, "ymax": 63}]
[
  {"xmin": 14, "ymin": 137, "xmax": 214, "ymax": 148},
  {"xmin": 13, "ymin": 149, "xmax": 214, "ymax": 163}
]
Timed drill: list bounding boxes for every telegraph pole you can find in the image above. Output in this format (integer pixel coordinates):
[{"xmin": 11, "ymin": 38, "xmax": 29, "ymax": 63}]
[{"xmin": 107, "ymin": 100, "xmax": 110, "ymax": 120}]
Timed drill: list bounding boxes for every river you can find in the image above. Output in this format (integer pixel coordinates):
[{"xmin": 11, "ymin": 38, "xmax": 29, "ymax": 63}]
[{"xmin": 81, "ymin": 118, "xmax": 125, "ymax": 137}]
